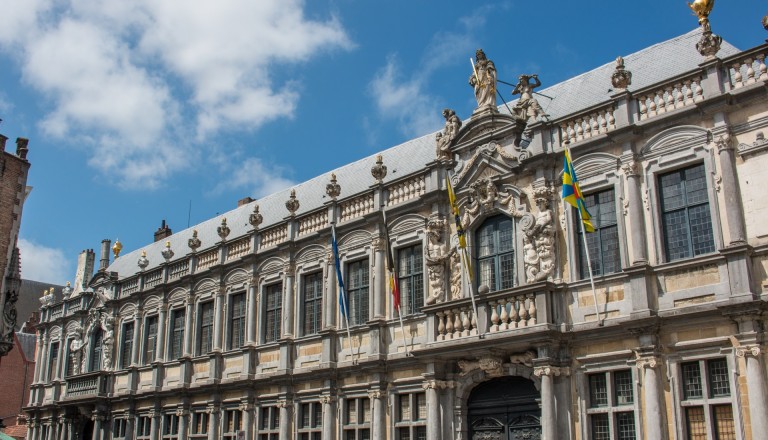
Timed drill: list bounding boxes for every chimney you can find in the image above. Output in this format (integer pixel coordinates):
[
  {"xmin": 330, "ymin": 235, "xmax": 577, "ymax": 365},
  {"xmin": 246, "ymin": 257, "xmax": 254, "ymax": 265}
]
[
  {"xmin": 154, "ymin": 220, "xmax": 172, "ymax": 242},
  {"xmin": 0, "ymin": 134, "xmax": 7, "ymax": 151},
  {"xmin": 238, "ymin": 196, "xmax": 254, "ymax": 207},
  {"xmin": 15, "ymin": 137, "xmax": 29, "ymax": 160},
  {"xmin": 99, "ymin": 239, "xmax": 111, "ymax": 271},
  {"xmin": 73, "ymin": 249, "xmax": 96, "ymax": 295}
]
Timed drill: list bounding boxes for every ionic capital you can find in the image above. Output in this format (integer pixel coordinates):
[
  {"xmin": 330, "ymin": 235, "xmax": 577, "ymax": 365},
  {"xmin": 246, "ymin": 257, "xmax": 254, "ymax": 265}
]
[
  {"xmin": 736, "ymin": 344, "xmax": 762, "ymax": 358},
  {"xmin": 635, "ymin": 356, "xmax": 661, "ymax": 369},
  {"xmin": 533, "ymin": 366, "xmax": 564, "ymax": 377}
]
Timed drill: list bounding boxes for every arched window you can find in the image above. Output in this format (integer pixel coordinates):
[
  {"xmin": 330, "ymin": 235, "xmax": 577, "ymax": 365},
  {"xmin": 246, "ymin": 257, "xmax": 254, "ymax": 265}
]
[
  {"xmin": 476, "ymin": 215, "xmax": 515, "ymax": 292},
  {"xmin": 89, "ymin": 327, "xmax": 103, "ymax": 372}
]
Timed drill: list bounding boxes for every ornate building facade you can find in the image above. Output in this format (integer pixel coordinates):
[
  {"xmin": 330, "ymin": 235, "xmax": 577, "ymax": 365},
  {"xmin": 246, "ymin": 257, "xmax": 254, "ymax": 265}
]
[{"xmin": 24, "ymin": 24, "xmax": 768, "ymax": 440}]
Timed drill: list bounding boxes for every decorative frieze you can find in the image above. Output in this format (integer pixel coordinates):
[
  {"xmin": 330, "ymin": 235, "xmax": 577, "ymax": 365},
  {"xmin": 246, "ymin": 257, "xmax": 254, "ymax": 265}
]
[{"xmin": 458, "ymin": 355, "xmax": 504, "ymax": 378}]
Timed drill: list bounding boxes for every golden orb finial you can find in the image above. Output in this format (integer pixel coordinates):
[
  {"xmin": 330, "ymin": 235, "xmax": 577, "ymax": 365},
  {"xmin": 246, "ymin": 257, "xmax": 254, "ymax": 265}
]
[{"xmin": 112, "ymin": 239, "xmax": 123, "ymax": 258}]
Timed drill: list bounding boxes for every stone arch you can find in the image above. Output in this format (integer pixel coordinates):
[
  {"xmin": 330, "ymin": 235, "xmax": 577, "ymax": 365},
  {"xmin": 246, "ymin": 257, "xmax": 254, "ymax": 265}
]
[
  {"xmin": 640, "ymin": 125, "xmax": 709, "ymax": 156},
  {"xmin": 224, "ymin": 268, "xmax": 250, "ymax": 285},
  {"xmin": 296, "ymin": 244, "xmax": 326, "ymax": 264},
  {"xmin": 257, "ymin": 256, "xmax": 285, "ymax": 275},
  {"xmin": 193, "ymin": 278, "xmax": 217, "ymax": 294},
  {"xmin": 391, "ymin": 213, "xmax": 426, "ymax": 235},
  {"xmin": 339, "ymin": 229, "xmax": 372, "ymax": 249},
  {"xmin": 168, "ymin": 287, "xmax": 187, "ymax": 304}
]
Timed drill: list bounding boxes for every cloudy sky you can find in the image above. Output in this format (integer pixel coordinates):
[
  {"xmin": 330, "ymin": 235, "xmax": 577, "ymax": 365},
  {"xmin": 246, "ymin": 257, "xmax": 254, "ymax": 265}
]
[{"xmin": 1, "ymin": 0, "xmax": 765, "ymax": 284}]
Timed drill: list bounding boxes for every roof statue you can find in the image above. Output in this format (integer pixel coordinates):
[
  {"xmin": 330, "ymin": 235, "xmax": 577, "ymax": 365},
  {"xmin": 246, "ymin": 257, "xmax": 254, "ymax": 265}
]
[
  {"xmin": 469, "ymin": 49, "xmax": 497, "ymax": 111},
  {"xmin": 611, "ymin": 56, "xmax": 632, "ymax": 90},
  {"xmin": 511, "ymin": 74, "xmax": 546, "ymax": 121},
  {"xmin": 435, "ymin": 108, "xmax": 462, "ymax": 161},
  {"xmin": 689, "ymin": 0, "xmax": 721, "ymax": 57}
]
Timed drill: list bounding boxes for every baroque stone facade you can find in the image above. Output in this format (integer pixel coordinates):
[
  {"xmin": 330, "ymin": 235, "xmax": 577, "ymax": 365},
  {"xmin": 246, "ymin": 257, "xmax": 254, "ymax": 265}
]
[{"xmin": 24, "ymin": 29, "xmax": 768, "ymax": 440}]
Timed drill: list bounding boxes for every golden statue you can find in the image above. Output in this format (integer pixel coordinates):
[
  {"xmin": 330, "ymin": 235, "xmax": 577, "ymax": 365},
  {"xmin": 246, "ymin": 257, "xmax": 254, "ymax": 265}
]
[
  {"xmin": 112, "ymin": 239, "xmax": 123, "ymax": 258},
  {"xmin": 688, "ymin": 0, "xmax": 715, "ymax": 25}
]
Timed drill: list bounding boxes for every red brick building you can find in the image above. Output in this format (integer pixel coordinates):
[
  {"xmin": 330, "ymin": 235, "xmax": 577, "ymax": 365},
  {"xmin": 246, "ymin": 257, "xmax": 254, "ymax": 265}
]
[{"xmin": 0, "ymin": 330, "xmax": 36, "ymax": 439}]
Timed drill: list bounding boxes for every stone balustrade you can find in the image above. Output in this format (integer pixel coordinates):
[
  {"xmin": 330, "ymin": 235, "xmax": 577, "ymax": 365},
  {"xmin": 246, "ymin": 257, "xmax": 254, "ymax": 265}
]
[
  {"xmin": 727, "ymin": 49, "xmax": 768, "ymax": 89},
  {"xmin": 143, "ymin": 269, "xmax": 163, "ymax": 289},
  {"xmin": 226, "ymin": 237, "xmax": 251, "ymax": 260},
  {"xmin": 488, "ymin": 293, "xmax": 537, "ymax": 332},
  {"xmin": 261, "ymin": 224, "xmax": 288, "ymax": 248},
  {"xmin": 196, "ymin": 248, "xmax": 218, "ymax": 270},
  {"xmin": 298, "ymin": 210, "xmax": 328, "ymax": 236},
  {"xmin": 558, "ymin": 105, "xmax": 616, "ymax": 146},
  {"xmin": 65, "ymin": 371, "xmax": 109, "ymax": 398},
  {"xmin": 387, "ymin": 174, "xmax": 426, "ymax": 206},
  {"xmin": 636, "ymin": 74, "xmax": 703, "ymax": 121},
  {"xmin": 436, "ymin": 306, "xmax": 477, "ymax": 341},
  {"xmin": 340, "ymin": 193, "xmax": 374, "ymax": 222},
  {"xmin": 168, "ymin": 259, "xmax": 189, "ymax": 281},
  {"xmin": 121, "ymin": 277, "xmax": 139, "ymax": 297}
]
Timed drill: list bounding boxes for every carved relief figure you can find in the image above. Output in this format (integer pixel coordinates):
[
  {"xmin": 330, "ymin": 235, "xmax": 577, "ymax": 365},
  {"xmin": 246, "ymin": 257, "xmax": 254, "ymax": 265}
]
[
  {"xmin": 519, "ymin": 188, "xmax": 555, "ymax": 283},
  {"xmin": 425, "ymin": 214, "xmax": 449, "ymax": 305},
  {"xmin": 435, "ymin": 109, "xmax": 462, "ymax": 160},
  {"xmin": 511, "ymin": 74, "xmax": 545, "ymax": 120},
  {"xmin": 69, "ymin": 331, "xmax": 84, "ymax": 375},
  {"xmin": 469, "ymin": 49, "xmax": 497, "ymax": 108},
  {"xmin": 102, "ymin": 315, "xmax": 115, "ymax": 371},
  {"xmin": 450, "ymin": 250, "xmax": 462, "ymax": 300}
]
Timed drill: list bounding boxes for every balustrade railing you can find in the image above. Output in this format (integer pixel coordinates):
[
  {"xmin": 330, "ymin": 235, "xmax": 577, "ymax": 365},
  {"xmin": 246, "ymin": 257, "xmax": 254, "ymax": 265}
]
[
  {"xmin": 298, "ymin": 210, "xmax": 328, "ymax": 236},
  {"xmin": 728, "ymin": 51, "xmax": 768, "ymax": 89},
  {"xmin": 65, "ymin": 371, "xmax": 108, "ymax": 398},
  {"xmin": 121, "ymin": 277, "xmax": 139, "ymax": 297},
  {"xmin": 50, "ymin": 303, "xmax": 64, "ymax": 319},
  {"xmin": 636, "ymin": 75, "xmax": 703, "ymax": 121},
  {"xmin": 144, "ymin": 269, "xmax": 163, "ymax": 289},
  {"xmin": 436, "ymin": 306, "xmax": 477, "ymax": 341},
  {"xmin": 168, "ymin": 259, "xmax": 189, "ymax": 281},
  {"xmin": 488, "ymin": 293, "xmax": 537, "ymax": 332},
  {"xmin": 340, "ymin": 193, "xmax": 374, "ymax": 222},
  {"xmin": 261, "ymin": 225, "xmax": 288, "ymax": 248},
  {"xmin": 227, "ymin": 237, "xmax": 251, "ymax": 260},
  {"xmin": 558, "ymin": 105, "xmax": 616, "ymax": 146},
  {"xmin": 387, "ymin": 175, "xmax": 426, "ymax": 206},
  {"xmin": 196, "ymin": 249, "xmax": 218, "ymax": 271}
]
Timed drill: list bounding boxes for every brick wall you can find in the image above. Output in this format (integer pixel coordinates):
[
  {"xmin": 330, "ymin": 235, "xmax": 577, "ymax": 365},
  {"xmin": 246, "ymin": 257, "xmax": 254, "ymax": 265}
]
[
  {"xmin": 0, "ymin": 143, "xmax": 30, "ymax": 287},
  {"xmin": 0, "ymin": 333, "xmax": 34, "ymax": 428}
]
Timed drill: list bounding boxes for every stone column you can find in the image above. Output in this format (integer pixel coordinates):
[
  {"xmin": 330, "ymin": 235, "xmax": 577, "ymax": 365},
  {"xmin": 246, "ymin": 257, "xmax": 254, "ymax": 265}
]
[
  {"xmin": 282, "ymin": 263, "xmax": 295, "ymax": 338},
  {"xmin": 325, "ymin": 252, "xmax": 337, "ymax": 329},
  {"xmin": 240, "ymin": 401, "xmax": 253, "ymax": 440},
  {"xmin": 213, "ymin": 287, "xmax": 225, "ymax": 351},
  {"xmin": 177, "ymin": 408, "xmax": 189, "ymax": 440},
  {"xmin": 68, "ymin": 419, "xmax": 76, "ymax": 440},
  {"xmin": 715, "ymin": 135, "xmax": 747, "ymax": 244},
  {"xmin": 131, "ymin": 309, "xmax": 142, "ymax": 365},
  {"xmin": 246, "ymin": 278, "xmax": 258, "ymax": 344},
  {"xmin": 637, "ymin": 357, "xmax": 665, "ymax": 440},
  {"xmin": 206, "ymin": 405, "xmax": 219, "ymax": 440},
  {"xmin": 125, "ymin": 414, "xmax": 135, "ymax": 440},
  {"xmin": 534, "ymin": 366, "xmax": 560, "ymax": 440},
  {"xmin": 149, "ymin": 411, "xmax": 160, "ymax": 440},
  {"xmin": 368, "ymin": 390, "xmax": 386, "ymax": 440},
  {"xmin": 737, "ymin": 345, "xmax": 768, "ymax": 438},
  {"xmin": 183, "ymin": 295, "xmax": 194, "ymax": 356},
  {"xmin": 32, "ymin": 333, "xmax": 44, "ymax": 383},
  {"xmin": 38, "ymin": 335, "xmax": 50, "ymax": 382},
  {"xmin": 91, "ymin": 412, "xmax": 104, "ymax": 440},
  {"xmin": 372, "ymin": 237, "xmax": 386, "ymax": 319},
  {"xmin": 622, "ymin": 160, "xmax": 647, "ymax": 265},
  {"xmin": 277, "ymin": 400, "xmax": 292, "ymax": 440},
  {"xmin": 57, "ymin": 416, "xmax": 67, "ymax": 440},
  {"xmin": 422, "ymin": 381, "xmax": 441, "ymax": 440},
  {"xmin": 320, "ymin": 395, "xmax": 336, "ymax": 440},
  {"xmin": 155, "ymin": 304, "xmax": 168, "ymax": 362}
]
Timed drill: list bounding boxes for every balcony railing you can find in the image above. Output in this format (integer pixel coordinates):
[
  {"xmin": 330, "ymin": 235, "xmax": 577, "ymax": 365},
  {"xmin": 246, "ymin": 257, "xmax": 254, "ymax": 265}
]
[{"xmin": 65, "ymin": 371, "xmax": 110, "ymax": 398}]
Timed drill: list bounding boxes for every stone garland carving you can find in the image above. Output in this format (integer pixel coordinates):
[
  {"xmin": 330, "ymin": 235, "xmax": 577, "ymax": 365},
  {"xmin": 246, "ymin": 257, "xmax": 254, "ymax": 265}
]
[
  {"xmin": 611, "ymin": 56, "xmax": 632, "ymax": 90},
  {"xmin": 458, "ymin": 355, "xmax": 504, "ymax": 378},
  {"xmin": 424, "ymin": 214, "xmax": 450, "ymax": 305},
  {"xmin": 511, "ymin": 74, "xmax": 546, "ymax": 121},
  {"xmin": 469, "ymin": 49, "xmax": 497, "ymax": 109},
  {"xmin": 513, "ymin": 187, "xmax": 555, "ymax": 283},
  {"xmin": 435, "ymin": 108, "xmax": 462, "ymax": 161},
  {"xmin": 319, "ymin": 395, "xmax": 337, "ymax": 405},
  {"xmin": 509, "ymin": 351, "xmax": 536, "ymax": 367},
  {"xmin": 533, "ymin": 366, "xmax": 566, "ymax": 377}
]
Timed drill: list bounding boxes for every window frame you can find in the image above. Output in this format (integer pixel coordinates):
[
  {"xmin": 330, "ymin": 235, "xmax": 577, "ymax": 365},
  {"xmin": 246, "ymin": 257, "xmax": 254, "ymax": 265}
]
[
  {"xmin": 48, "ymin": 341, "xmax": 60, "ymax": 381},
  {"xmin": 394, "ymin": 391, "xmax": 427, "ymax": 440},
  {"xmin": 189, "ymin": 410, "xmax": 209, "ymax": 439},
  {"xmin": 676, "ymin": 356, "xmax": 738, "ymax": 440},
  {"xmin": 197, "ymin": 301, "xmax": 214, "ymax": 356},
  {"xmin": 89, "ymin": 327, "xmax": 103, "ymax": 372},
  {"xmin": 120, "ymin": 321, "xmax": 134, "ymax": 369},
  {"xmin": 575, "ymin": 188, "xmax": 622, "ymax": 279},
  {"xmin": 263, "ymin": 283, "xmax": 283, "ymax": 343},
  {"xmin": 578, "ymin": 365, "xmax": 641, "ymax": 440},
  {"xmin": 301, "ymin": 272, "xmax": 324, "ymax": 336},
  {"xmin": 228, "ymin": 292, "xmax": 247, "ymax": 350},
  {"xmin": 474, "ymin": 214, "xmax": 516, "ymax": 292},
  {"xmin": 161, "ymin": 413, "xmax": 180, "ymax": 440},
  {"xmin": 113, "ymin": 418, "xmax": 128, "ymax": 440},
  {"xmin": 297, "ymin": 401, "xmax": 323, "ymax": 440},
  {"xmin": 143, "ymin": 315, "xmax": 159, "ymax": 365},
  {"xmin": 346, "ymin": 259, "xmax": 370, "ymax": 326},
  {"xmin": 342, "ymin": 396, "xmax": 371, "ymax": 440},
  {"xmin": 221, "ymin": 408, "xmax": 243, "ymax": 439},
  {"xmin": 168, "ymin": 308, "xmax": 185, "ymax": 360},
  {"xmin": 257, "ymin": 404, "xmax": 280, "ymax": 440},
  {"xmin": 397, "ymin": 244, "xmax": 424, "ymax": 316},
  {"xmin": 136, "ymin": 415, "xmax": 152, "ymax": 440}
]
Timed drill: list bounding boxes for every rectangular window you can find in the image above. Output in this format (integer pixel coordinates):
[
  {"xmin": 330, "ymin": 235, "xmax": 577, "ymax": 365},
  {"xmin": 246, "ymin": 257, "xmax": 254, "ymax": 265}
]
[
  {"xmin": 136, "ymin": 416, "xmax": 152, "ymax": 440},
  {"xmin": 190, "ymin": 411, "xmax": 209, "ymax": 439},
  {"xmin": 162, "ymin": 414, "xmax": 179, "ymax": 439},
  {"xmin": 347, "ymin": 259, "xmax": 370, "ymax": 325},
  {"xmin": 222, "ymin": 409, "xmax": 242, "ymax": 439},
  {"xmin": 229, "ymin": 293, "xmax": 246, "ymax": 350},
  {"xmin": 396, "ymin": 392, "xmax": 426, "ymax": 440},
  {"xmin": 113, "ymin": 419, "xmax": 127, "ymax": 440},
  {"xmin": 65, "ymin": 338, "xmax": 75, "ymax": 377},
  {"xmin": 298, "ymin": 402, "xmax": 322, "ymax": 440},
  {"xmin": 659, "ymin": 164, "xmax": 716, "ymax": 261},
  {"xmin": 121, "ymin": 322, "xmax": 134, "ymax": 369},
  {"xmin": 476, "ymin": 216, "xmax": 514, "ymax": 292},
  {"xmin": 89, "ymin": 329, "xmax": 103, "ymax": 371},
  {"xmin": 264, "ymin": 284, "xmax": 283, "ymax": 343},
  {"xmin": 169, "ymin": 309, "xmax": 185, "ymax": 360},
  {"xmin": 343, "ymin": 397, "xmax": 371, "ymax": 440},
  {"xmin": 258, "ymin": 406, "xmax": 280, "ymax": 440},
  {"xmin": 680, "ymin": 358, "xmax": 735, "ymax": 440},
  {"xmin": 197, "ymin": 302, "xmax": 214, "ymax": 356},
  {"xmin": 48, "ymin": 342, "xmax": 59, "ymax": 381},
  {"xmin": 143, "ymin": 315, "xmax": 158, "ymax": 364},
  {"xmin": 587, "ymin": 370, "xmax": 636, "ymax": 439},
  {"xmin": 398, "ymin": 245, "xmax": 424, "ymax": 315},
  {"xmin": 302, "ymin": 273, "xmax": 323, "ymax": 336},
  {"xmin": 577, "ymin": 189, "xmax": 620, "ymax": 278}
]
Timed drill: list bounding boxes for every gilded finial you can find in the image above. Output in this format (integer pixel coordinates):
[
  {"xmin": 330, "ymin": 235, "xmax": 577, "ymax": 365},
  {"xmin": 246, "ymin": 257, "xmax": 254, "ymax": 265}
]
[
  {"xmin": 112, "ymin": 238, "xmax": 123, "ymax": 258},
  {"xmin": 688, "ymin": 0, "xmax": 715, "ymax": 25}
]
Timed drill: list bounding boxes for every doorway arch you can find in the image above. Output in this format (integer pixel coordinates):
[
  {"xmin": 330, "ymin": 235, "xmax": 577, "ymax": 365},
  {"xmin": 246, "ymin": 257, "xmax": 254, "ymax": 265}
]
[{"xmin": 467, "ymin": 376, "xmax": 541, "ymax": 440}]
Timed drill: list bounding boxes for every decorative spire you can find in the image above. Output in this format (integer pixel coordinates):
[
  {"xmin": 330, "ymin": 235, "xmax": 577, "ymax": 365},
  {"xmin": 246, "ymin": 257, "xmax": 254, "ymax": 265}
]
[
  {"xmin": 217, "ymin": 218, "xmax": 230, "ymax": 241},
  {"xmin": 249, "ymin": 204, "xmax": 263, "ymax": 230},
  {"xmin": 763, "ymin": 14, "xmax": 768, "ymax": 31},
  {"xmin": 112, "ymin": 239, "xmax": 123, "ymax": 258},
  {"xmin": 688, "ymin": 0, "xmax": 721, "ymax": 58},
  {"xmin": 285, "ymin": 189, "xmax": 300, "ymax": 216},
  {"xmin": 326, "ymin": 173, "xmax": 341, "ymax": 200},
  {"xmin": 371, "ymin": 154, "xmax": 387, "ymax": 182},
  {"xmin": 611, "ymin": 56, "xmax": 632, "ymax": 90},
  {"xmin": 188, "ymin": 230, "xmax": 201, "ymax": 251},
  {"xmin": 138, "ymin": 250, "xmax": 149, "ymax": 270},
  {"xmin": 161, "ymin": 241, "xmax": 174, "ymax": 261}
]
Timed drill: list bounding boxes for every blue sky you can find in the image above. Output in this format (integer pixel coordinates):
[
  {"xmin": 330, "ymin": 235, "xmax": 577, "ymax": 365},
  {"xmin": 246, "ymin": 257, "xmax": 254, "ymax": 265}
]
[{"xmin": 1, "ymin": 1, "xmax": 765, "ymax": 285}]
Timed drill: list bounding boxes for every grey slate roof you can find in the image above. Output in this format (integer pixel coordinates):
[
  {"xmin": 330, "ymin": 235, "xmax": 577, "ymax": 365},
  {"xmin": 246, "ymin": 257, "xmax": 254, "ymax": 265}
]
[
  {"xmin": 17, "ymin": 279, "xmax": 63, "ymax": 330},
  {"xmin": 15, "ymin": 332, "xmax": 36, "ymax": 361},
  {"xmin": 106, "ymin": 28, "xmax": 740, "ymax": 279}
]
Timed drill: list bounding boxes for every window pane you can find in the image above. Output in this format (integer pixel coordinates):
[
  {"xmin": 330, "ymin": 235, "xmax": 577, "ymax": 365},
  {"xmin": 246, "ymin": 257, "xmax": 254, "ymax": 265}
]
[
  {"xmin": 265, "ymin": 284, "xmax": 283, "ymax": 342},
  {"xmin": 589, "ymin": 373, "xmax": 608, "ymax": 407},
  {"xmin": 398, "ymin": 245, "xmax": 424, "ymax": 315},
  {"xmin": 229, "ymin": 293, "xmax": 246, "ymax": 349},
  {"xmin": 685, "ymin": 406, "xmax": 707, "ymax": 440},
  {"xmin": 713, "ymin": 404, "xmax": 736, "ymax": 440},
  {"xmin": 399, "ymin": 394, "xmax": 410, "ymax": 421},
  {"xmin": 303, "ymin": 273, "xmax": 323, "ymax": 335},
  {"xmin": 121, "ymin": 322, "xmax": 134, "ymax": 369},
  {"xmin": 475, "ymin": 215, "xmax": 514, "ymax": 291},
  {"xmin": 660, "ymin": 164, "xmax": 715, "ymax": 262},
  {"xmin": 199, "ymin": 302, "xmax": 214, "ymax": 355},
  {"xmin": 347, "ymin": 260, "xmax": 370, "ymax": 325},
  {"xmin": 591, "ymin": 414, "xmax": 610, "ymax": 440},
  {"xmin": 614, "ymin": 370, "xmax": 634, "ymax": 405},
  {"xmin": 682, "ymin": 362, "xmax": 703, "ymax": 400},
  {"xmin": 707, "ymin": 359, "xmax": 730, "ymax": 397},
  {"xmin": 616, "ymin": 412, "xmax": 636, "ymax": 440}
]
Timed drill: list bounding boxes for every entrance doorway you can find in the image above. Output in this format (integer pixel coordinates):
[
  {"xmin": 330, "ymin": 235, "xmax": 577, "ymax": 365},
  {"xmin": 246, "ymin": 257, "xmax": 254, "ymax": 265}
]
[{"xmin": 467, "ymin": 376, "xmax": 541, "ymax": 440}]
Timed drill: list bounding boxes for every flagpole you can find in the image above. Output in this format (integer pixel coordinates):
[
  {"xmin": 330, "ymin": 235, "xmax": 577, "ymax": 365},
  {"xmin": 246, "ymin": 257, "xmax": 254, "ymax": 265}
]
[
  {"xmin": 332, "ymin": 224, "xmax": 357, "ymax": 361},
  {"xmin": 565, "ymin": 145, "xmax": 604, "ymax": 327},
  {"xmin": 381, "ymin": 208, "xmax": 410, "ymax": 356},
  {"xmin": 461, "ymin": 247, "xmax": 481, "ymax": 338}
]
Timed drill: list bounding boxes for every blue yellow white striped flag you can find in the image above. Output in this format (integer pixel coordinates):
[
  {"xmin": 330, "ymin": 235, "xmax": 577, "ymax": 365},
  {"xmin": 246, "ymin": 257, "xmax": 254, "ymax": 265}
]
[{"xmin": 562, "ymin": 148, "xmax": 595, "ymax": 233}]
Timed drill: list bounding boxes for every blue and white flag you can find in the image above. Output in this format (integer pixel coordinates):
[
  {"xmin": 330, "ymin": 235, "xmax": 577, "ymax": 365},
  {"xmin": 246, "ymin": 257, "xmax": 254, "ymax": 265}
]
[{"xmin": 331, "ymin": 225, "xmax": 349, "ymax": 318}]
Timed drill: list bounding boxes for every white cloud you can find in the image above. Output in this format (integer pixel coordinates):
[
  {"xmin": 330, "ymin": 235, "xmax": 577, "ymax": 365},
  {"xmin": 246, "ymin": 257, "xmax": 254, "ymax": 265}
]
[
  {"xmin": 0, "ymin": 0, "xmax": 353, "ymax": 188},
  {"xmin": 18, "ymin": 238, "xmax": 71, "ymax": 284},
  {"xmin": 212, "ymin": 157, "xmax": 297, "ymax": 199}
]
